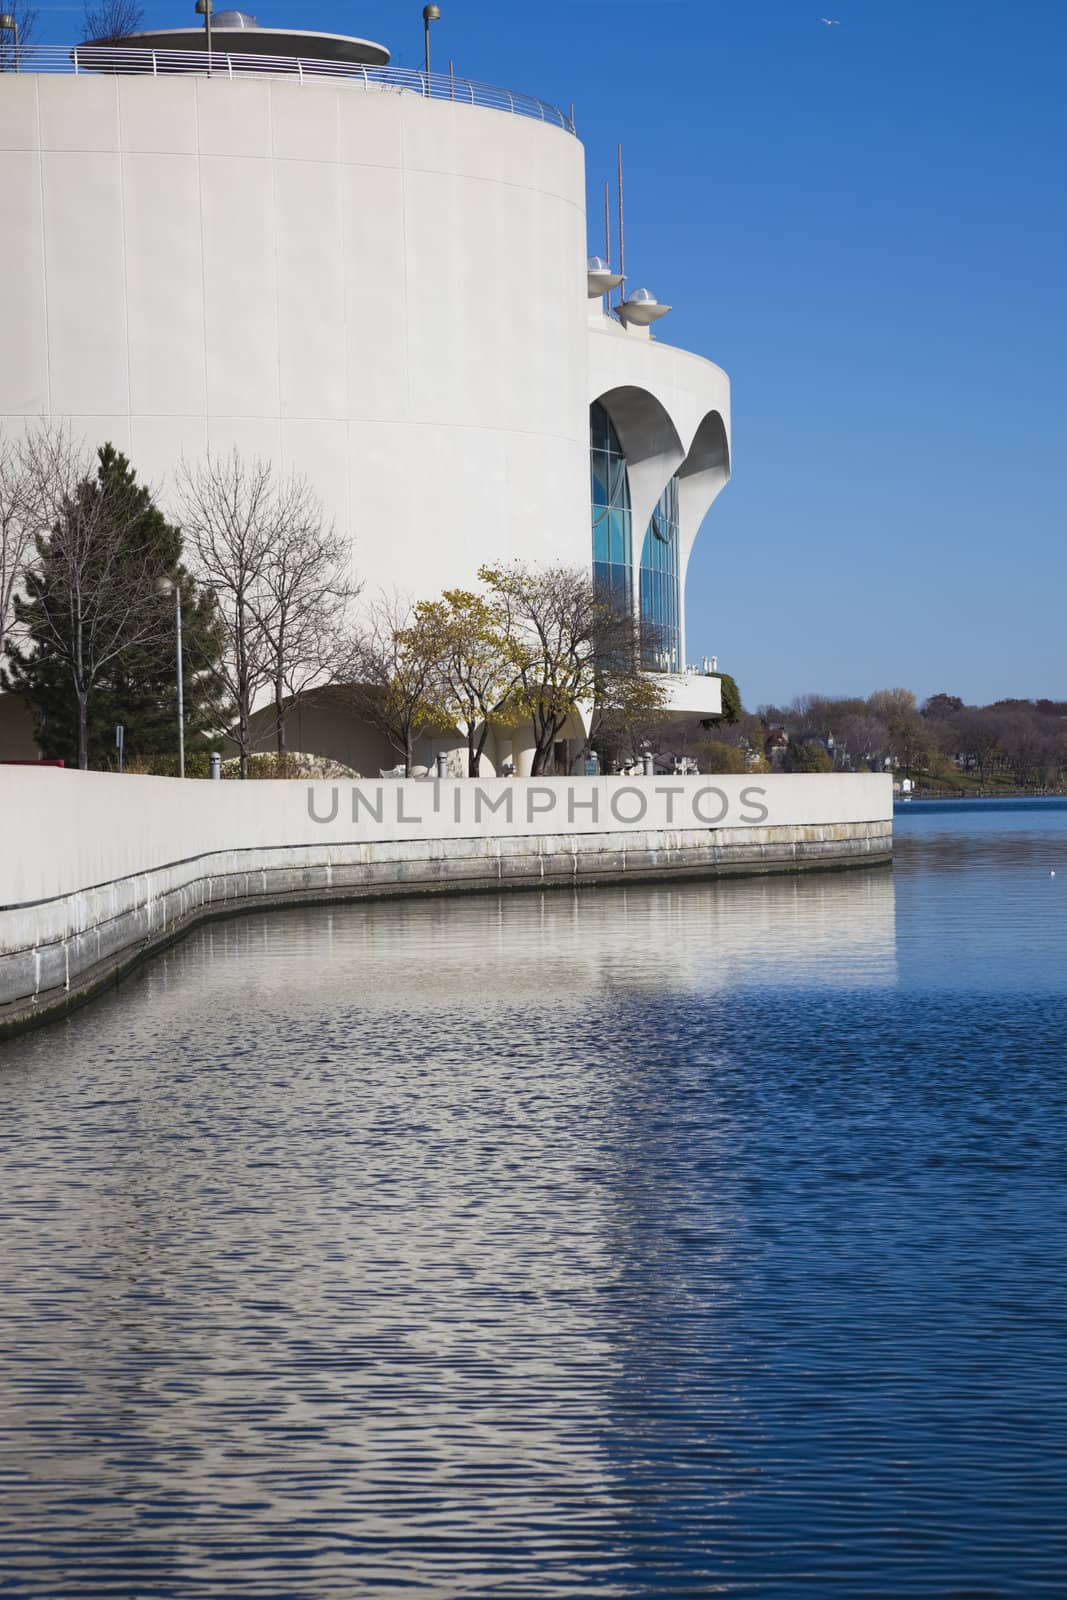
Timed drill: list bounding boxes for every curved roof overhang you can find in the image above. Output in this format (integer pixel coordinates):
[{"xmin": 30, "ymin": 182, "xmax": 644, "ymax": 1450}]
[
  {"xmin": 677, "ymin": 410, "xmax": 730, "ymax": 569},
  {"xmin": 593, "ymin": 384, "xmax": 685, "ymax": 545},
  {"xmin": 589, "ymin": 325, "xmax": 732, "ymax": 595}
]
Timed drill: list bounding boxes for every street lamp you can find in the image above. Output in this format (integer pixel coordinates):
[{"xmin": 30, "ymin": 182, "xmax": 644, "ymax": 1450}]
[
  {"xmin": 194, "ymin": 0, "xmax": 213, "ymax": 71},
  {"xmin": 0, "ymin": 14, "xmax": 20, "ymax": 73},
  {"xmin": 157, "ymin": 577, "xmax": 185, "ymax": 778},
  {"xmin": 422, "ymin": 4, "xmax": 440, "ymax": 80}
]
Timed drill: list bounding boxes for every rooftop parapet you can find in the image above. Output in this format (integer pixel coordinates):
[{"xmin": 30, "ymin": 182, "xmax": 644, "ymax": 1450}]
[{"xmin": 0, "ymin": 43, "xmax": 577, "ymax": 133}]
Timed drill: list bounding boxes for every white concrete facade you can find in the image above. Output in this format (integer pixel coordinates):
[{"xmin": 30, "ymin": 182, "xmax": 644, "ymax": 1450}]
[
  {"xmin": 1, "ymin": 769, "xmax": 888, "ymax": 906},
  {"xmin": 588, "ymin": 316, "xmax": 731, "ymax": 671},
  {"xmin": 0, "ymin": 73, "xmax": 591, "ymax": 598},
  {"xmin": 0, "ymin": 63, "xmax": 730, "ymax": 760}
]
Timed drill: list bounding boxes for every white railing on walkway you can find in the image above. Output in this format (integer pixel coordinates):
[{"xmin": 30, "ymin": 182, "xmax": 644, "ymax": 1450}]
[{"xmin": 0, "ymin": 44, "xmax": 576, "ymax": 132}]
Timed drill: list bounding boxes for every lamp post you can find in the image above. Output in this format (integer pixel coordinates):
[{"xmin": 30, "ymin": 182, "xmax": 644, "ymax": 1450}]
[
  {"xmin": 195, "ymin": 0, "xmax": 212, "ymax": 73},
  {"xmin": 0, "ymin": 14, "xmax": 20, "ymax": 73},
  {"xmin": 422, "ymin": 4, "xmax": 440, "ymax": 81},
  {"xmin": 158, "ymin": 577, "xmax": 185, "ymax": 778}
]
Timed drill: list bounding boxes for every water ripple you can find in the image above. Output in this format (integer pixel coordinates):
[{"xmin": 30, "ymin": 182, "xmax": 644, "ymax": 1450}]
[{"xmin": 1, "ymin": 810, "xmax": 1066, "ymax": 1595}]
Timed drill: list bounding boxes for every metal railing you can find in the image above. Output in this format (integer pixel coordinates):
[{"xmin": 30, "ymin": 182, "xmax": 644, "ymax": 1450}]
[{"xmin": 0, "ymin": 43, "xmax": 576, "ymax": 133}]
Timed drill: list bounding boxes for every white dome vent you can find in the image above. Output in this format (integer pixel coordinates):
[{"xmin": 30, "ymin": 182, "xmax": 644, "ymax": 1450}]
[
  {"xmin": 586, "ymin": 255, "xmax": 624, "ymax": 299},
  {"xmin": 617, "ymin": 286, "xmax": 671, "ymax": 327}
]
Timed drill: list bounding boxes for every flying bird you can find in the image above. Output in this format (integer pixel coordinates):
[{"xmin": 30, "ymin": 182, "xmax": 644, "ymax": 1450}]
[{"xmin": 819, "ymin": 17, "xmax": 841, "ymax": 24}]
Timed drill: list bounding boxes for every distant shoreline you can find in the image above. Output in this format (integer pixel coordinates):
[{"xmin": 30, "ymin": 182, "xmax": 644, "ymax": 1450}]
[{"xmin": 897, "ymin": 792, "xmax": 1067, "ymax": 804}]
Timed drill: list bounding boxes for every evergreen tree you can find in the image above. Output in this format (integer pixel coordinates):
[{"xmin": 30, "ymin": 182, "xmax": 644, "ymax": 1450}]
[{"xmin": 4, "ymin": 444, "xmax": 228, "ymax": 769}]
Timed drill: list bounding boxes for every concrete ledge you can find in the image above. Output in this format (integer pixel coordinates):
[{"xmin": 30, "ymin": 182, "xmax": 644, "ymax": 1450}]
[{"xmin": 0, "ymin": 820, "xmax": 892, "ymax": 1039}]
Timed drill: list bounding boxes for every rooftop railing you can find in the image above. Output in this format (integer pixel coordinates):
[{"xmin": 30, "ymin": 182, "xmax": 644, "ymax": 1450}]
[{"xmin": 0, "ymin": 43, "xmax": 576, "ymax": 133}]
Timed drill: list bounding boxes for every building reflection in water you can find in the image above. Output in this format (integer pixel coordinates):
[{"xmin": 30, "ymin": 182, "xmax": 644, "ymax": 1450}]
[{"xmin": 0, "ymin": 869, "xmax": 896, "ymax": 1596}]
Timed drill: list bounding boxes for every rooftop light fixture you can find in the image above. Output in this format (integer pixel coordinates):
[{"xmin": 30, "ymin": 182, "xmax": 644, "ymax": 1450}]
[
  {"xmin": 618, "ymin": 287, "xmax": 672, "ymax": 328},
  {"xmin": 422, "ymin": 4, "xmax": 441, "ymax": 77},
  {"xmin": 194, "ymin": 0, "xmax": 213, "ymax": 63},
  {"xmin": 0, "ymin": 12, "xmax": 20, "ymax": 71},
  {"xmin": 586, "ymin": 255, "xmax": 624, "ymax": 299}
]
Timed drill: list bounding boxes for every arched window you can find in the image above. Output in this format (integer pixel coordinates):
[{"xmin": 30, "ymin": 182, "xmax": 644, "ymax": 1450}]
[
  {"xmin": 590, "ymin": 401, "xmax": 632, "ymax": 613},
  {"xmin": 640, "ymin": 477, "xmax": 681, "ymax": 671}
]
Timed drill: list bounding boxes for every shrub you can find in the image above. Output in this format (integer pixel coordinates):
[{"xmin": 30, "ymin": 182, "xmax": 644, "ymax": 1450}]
[
  {"xmin": 699, "ymin": 738, "xmax": 746, "ymax": 774},
  {"xmin": 786, "ymin": 739, "xmax": 834, "ymax": 774}
]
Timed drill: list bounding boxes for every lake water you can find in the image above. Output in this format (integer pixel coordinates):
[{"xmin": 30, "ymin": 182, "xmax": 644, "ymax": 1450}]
[{"xmin": 2, "ymin": 801, "xmax": 1066, "ymax": 1597}]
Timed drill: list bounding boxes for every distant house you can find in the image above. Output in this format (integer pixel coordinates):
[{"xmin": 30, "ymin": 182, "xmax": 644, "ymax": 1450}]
[{"xmin": 764, "ymin": 727, "xmax": 790, "ymax": 768}]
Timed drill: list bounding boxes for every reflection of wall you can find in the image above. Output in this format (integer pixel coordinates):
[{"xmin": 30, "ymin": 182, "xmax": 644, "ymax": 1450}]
[
  {"xmin": 0, "ymin": 855, "xmax": 897, "ymax": 1575},
  {"xmin": 629, "ymin": 870, "xmax": 898, "ymax": 990},
  {"xmin": 156, "ymin": 870, "xmax": 897, "ymax": 1012},
  {"xmin": 0, "ymin": 898, "xmax": 637, "ymax": 1572}
]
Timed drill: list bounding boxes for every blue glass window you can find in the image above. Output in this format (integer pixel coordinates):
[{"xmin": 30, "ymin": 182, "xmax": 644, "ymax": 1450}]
[
  {"xmin": 640, "ymin": 477, "xmax": 681, "ymax": 671},
  {"xmin": 590, "ymin": 402, "xmax": 632, "ymax": 613}
]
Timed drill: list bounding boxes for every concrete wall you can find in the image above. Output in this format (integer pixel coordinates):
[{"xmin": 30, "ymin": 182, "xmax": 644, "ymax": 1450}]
[
  {"xmin": 0, "ymin": 74, "xmax": 590, "ymax": 599},
  {"xmin": 0, "ymin": 768, "xmax": 892, "ymax": 1033}
]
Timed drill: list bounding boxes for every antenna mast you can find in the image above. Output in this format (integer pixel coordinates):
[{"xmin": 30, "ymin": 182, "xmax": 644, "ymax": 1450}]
[
  {"xmin": 617, "ymin": 144, "xmax": 625, "ymax": 310},
  {"xmin": 604, "ymin": 180, "xmax": 612, "ymax": 316}
]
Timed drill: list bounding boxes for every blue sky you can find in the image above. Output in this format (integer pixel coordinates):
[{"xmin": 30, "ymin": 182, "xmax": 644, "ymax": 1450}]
[{"xmin": 38, "ymin": 0, "xmax": 1067, "ymax": 708}]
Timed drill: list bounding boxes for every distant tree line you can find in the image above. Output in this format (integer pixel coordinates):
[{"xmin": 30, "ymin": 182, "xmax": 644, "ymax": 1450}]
[{"xmin": 729, "ymin": 688, "xmax": 1067, "ymax": 791}]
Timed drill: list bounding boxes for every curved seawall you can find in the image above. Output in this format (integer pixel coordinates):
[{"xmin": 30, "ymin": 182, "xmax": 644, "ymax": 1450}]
[{"xmin": 0, "ymin": 771, "xmax": 892, "ymax": 1037}]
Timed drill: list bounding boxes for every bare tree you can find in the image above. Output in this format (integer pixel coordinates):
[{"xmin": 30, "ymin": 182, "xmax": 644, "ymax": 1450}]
[
  {"xmin": 81, "ymin": 0, "xmax": 143, "ymax": 42},
  {"xmin": 0, "ymin": 5, "xmax": 36, "ymax": 71},
  {"xmin": 253, "ymin": 480, "xmax": 358, "ymax": 762},
  {"xmin": 479, "ymin": 562, "xmax": 664, "ymax": 776},
  {"xmin": 344, "ymin": 593, "xmax": 444, "ymax": 777},
  {"xmin": 5, "ymin": 428, "xmax": 170, "ymax": 769},
  {"xmin": 176, "ymin": 452, "xmax": 278, "ymax": 779},
  {"xmin": 834, "ymin": 711, "xmax": 889, "ymax": 771},
  {"xmin": 587, "ymin": 688, "xmax": 674, "ymax": 773},
  {"xmin": 584, "ymin": 612, "xmax": 673, "ymax": 771},
  {"xmin": 178, "ymin": 452, "xmax": 362, "ymax": 776},
  {"xmin": 0, "ymin": 427, "xmax": 46, "ymax": 662},
  {"xmin": 866, "ymin": 688, "xmax": 932, "ymax": 775},
  {"xmin": 999, "ymin": 714, "xmax": 1048, "ymax": 789}
]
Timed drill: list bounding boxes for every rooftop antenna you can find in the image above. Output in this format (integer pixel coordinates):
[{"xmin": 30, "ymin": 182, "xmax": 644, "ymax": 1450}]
[
  {"xmin": 617, "ymin": 143, "xmax": 625, "ymax": 311},
  {"xmin": 604, "ymin": 179, "xmax": 611, "ymax": 316}
]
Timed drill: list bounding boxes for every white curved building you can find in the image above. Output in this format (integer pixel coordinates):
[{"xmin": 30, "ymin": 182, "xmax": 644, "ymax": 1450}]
[{"xmin": 0, "ymin": 26, "xmax": 730, "ymax": 771}]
